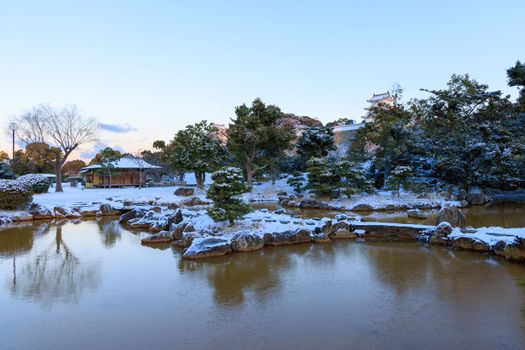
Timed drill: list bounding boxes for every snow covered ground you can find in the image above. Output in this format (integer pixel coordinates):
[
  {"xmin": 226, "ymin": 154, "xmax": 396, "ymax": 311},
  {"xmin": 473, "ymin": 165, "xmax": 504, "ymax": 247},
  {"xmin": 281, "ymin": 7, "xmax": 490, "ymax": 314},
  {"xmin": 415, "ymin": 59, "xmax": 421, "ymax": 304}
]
[{"xmin": 31, "ymin": 183, "xmax": 209, "ymax": 211}]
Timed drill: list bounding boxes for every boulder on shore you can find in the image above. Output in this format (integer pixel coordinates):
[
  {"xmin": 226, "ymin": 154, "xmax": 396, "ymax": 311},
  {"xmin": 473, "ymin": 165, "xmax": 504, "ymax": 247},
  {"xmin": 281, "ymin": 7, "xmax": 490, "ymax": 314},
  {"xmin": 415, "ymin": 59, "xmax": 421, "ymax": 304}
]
[
  {"xmin": 436, "ymin": 205, "xmax": 466, "ymax": 228},
  {"xmin": 141, "ymin": 230, "xmax": 173, "ymax": 244},
  {"xmin": 175, "ymin": 187, "xmax": 195, "ymax": 196},
  {"xmin": 263, "ymin": 229, "xmax": 312, "ymax": 246},
  {"xmin": 451, "ymin": 237, "xmax": 489, "ymax": 252},
  {"xmin": 28, "ymin": 203, "xmax": 53, "ymax": 220},
  {"xmin": 429, "ymin": 222, "xmax": 452, "ymax": 245},
  {"xmin": 329, "ymin": 228, "xmax": 356, "ymax": 240},
  {"xmin": 230, "ymin": 231, "xmax": 264, "ymax": 252},
  {"xmin": 119, "ymin": 208, "xmax": 147, "ymax": 224},
  {"xmin": 351, "ymin": 203, "xmax": 374, "ymax": 211},
  {"xmin": 311, "ymin": 232, "xmax": 331, "ymax": 243},
  {"xmin": 183, "ymin": 237, "xmax": 232, "ymax": 259},
  {"xmin": 407, "ymin": 209, "xmax": 427, "ymax": 219},
  {"xmin": 504, "ymin": 238, "xmax": 525, "ymax": 262}
]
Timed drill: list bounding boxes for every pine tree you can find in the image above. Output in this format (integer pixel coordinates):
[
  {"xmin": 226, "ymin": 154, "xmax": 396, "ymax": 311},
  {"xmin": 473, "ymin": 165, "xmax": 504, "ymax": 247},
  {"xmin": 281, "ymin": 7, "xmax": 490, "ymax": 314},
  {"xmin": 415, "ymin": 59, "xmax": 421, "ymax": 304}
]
[
  {"xmin": 286, "ymin": 171, "xmax": 306, "ymax": 194},
  {"xmin": 227, "ymin": 98, "xmax": 294, "ymax": 187},
  {"xmin": 206, "ymin": 167, "xmax": 251, "ymax": 226},
  {"xmin": 168, "ymin": 121, "xmax": 226, "ymax": 188},
  {"xmin": 386, "ymin": 166, "xmax": 412, "ymax": 197},
  {"xmin": 334, "ymin": 161, "xmax": 374, "ymax": 198},
  {"xmin": 297, "ymin": 126, "xmax": 336, "ymax": 161},
  {"xmin": 306, "ymin": 158, "xmax": 340, "ymax": 197}
]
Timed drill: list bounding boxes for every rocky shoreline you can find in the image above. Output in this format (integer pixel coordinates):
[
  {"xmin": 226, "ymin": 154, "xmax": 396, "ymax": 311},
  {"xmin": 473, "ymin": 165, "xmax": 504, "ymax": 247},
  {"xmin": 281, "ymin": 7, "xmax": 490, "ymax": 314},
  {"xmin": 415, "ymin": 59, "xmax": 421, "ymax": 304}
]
[
  {"xmin": 2, "ymin": 192, "xmax": 525, "ymax": 265},
  {"xmin": 127, "ymin": 207, "xmax": 525, "ymax": 263}
]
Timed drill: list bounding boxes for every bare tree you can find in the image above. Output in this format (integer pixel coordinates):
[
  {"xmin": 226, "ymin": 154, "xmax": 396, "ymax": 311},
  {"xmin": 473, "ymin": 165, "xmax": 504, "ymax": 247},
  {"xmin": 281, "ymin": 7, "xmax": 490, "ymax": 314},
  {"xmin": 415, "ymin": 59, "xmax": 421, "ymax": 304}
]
[{"xmin": 11, "ymin": 104, "xmax": 97, "ymax": 192}]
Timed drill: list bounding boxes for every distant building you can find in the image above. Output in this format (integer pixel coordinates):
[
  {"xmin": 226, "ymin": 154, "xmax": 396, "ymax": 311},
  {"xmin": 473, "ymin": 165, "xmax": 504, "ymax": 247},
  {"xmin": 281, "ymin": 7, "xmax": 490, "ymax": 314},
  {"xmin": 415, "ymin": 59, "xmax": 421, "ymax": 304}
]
[
  {"xmin": 211, "ymin": 123, "xmax": 228, "ymax": 145},
  {"xmin": 81, "ymin": 156, "xmax": 161, "ymax": 188},
  {"xmin": 363, "ymin": 92, "xmax": 394, "ymax": 123}
]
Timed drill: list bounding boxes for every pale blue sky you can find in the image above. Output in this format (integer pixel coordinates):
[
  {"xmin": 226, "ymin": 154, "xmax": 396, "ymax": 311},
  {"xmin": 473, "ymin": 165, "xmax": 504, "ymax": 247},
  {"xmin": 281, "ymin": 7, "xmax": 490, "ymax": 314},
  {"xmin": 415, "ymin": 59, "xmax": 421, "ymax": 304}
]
[{"xmin": 1, "ymin": 0, "xmax": 523, "ymax": 158}]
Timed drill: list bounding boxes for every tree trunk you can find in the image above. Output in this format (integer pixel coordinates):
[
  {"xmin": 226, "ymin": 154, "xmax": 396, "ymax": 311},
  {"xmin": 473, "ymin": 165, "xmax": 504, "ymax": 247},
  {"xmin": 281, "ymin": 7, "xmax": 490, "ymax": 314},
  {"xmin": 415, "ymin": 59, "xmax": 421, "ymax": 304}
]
[
  {"xmin": 246, "ymin": 155, "xmax": 253, "ymax": 188},
  {"xmin": 195, "ymin": 171, "xmax": 204, "ymax": 189},
  {"xmin": 54, "ymin": 154, "xmax": 64, "ymax": 192},
  {"xmin": 108, "ymin": 168, "xmax": 112, "ymax": 188}
]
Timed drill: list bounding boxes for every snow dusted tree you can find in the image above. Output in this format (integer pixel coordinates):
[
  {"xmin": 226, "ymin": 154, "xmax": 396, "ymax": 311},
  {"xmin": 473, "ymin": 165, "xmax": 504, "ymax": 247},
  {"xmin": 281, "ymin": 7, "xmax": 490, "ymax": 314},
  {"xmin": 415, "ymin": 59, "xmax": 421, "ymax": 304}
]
[
  {"xmin": 286, "ymin": 171, "xmax": 306, "ymax": 194},
  {"xmin": 169, "ymin": 121, "xmax": 225, "ymax": 189},
  {"xmin": 306, "ymin": 157, "xmax": 340, "ymax": 197},
  {"xmin": 507, "ymin": 60, "xmax": 525, "ymax": 112},
  {"xmin": 97, "ymin": 148, "xmax": 121, "ymax": 188},
  {"xmin": 297, "ymin": 126, "xmax": 335, "ymax": 161},
  {"xmin": 386, "ymin": 166, "xmax": 412, "ymax": 197},
  {"xmin": 10, "ymin": 104, "xmax": 97, "ymax": 192},
  {"xmin": 206, "ymin": 167, "xmax": 251, "ymax": 226},
  {"xmin": 227, "ymin": 98, "xmax": 292, "ymax": 187},
  {"xmin": 334, "ymin": 161, "xmax": 374, "ymax": 198}
]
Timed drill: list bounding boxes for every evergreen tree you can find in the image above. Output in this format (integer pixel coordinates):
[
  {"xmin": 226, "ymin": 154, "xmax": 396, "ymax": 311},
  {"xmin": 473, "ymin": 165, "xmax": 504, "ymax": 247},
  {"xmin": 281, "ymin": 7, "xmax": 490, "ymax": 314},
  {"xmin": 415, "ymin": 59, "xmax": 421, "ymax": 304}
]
[
  {"xmin": 386, "ymin": 166, "xmax": 412, "ymax": 197},
  {"xmin": 168, "ymin": 121, "xmax": 226, "ymax": 188},
  {"xmin": 507, "ymin": 60, "xmax": 525, "ymax": 112},
  {"xmin": 206, "ymin": 167, "xmax": 251, "ymax": 226},
  {"xmin": 297, "ymin": 126, "xmax": 336, "ymax": 161},
  {"xmin": 306, "ymin": 158, "xmax": 340, "ymax": 197},
  {"xmin": 97, "ymin": 147, "xmax": 121, "ymax": 188},
  {"xmin": 286, "ymin": 171, "xmax": 306, "ymax": 194},
  {"xmin": 334, "ymin": 161, "xmax": 374, "ymax": 197},
  {"xmin": 227, "ymin": 98, "xmax": 293, "ymax": 187}
]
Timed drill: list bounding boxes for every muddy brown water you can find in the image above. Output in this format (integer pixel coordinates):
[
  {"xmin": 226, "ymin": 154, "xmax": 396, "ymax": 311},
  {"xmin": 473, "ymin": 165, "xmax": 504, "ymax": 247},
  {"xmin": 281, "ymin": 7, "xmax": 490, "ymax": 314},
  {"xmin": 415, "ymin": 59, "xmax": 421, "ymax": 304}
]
[
  {"xmin": 1, "ymin": 218, "xmax": 525, "ymax": 349},
  {"xmin": 253, "ymin": 201, "xmax": 525, "ymax": 228}
]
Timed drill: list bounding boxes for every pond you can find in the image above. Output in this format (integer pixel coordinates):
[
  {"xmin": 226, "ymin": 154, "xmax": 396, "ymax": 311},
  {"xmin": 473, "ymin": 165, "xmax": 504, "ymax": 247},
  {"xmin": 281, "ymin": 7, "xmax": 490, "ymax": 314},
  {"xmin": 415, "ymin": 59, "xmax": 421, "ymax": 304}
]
[
  {"xmin": 1, "ymin": 219, "xmax": 525, "ymax": 349},
  {"xmin": 253, "ymin": 202, "xmax": 525, "ymax": 228}
]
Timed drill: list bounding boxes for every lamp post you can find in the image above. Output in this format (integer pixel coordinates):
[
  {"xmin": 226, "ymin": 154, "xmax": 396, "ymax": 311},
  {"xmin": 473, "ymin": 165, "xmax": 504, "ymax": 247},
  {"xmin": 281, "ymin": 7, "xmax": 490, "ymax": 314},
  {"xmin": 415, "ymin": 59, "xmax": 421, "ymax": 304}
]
[{"xmin": 8, "ymin": 122, "xmax": 17, "ymax": 160}]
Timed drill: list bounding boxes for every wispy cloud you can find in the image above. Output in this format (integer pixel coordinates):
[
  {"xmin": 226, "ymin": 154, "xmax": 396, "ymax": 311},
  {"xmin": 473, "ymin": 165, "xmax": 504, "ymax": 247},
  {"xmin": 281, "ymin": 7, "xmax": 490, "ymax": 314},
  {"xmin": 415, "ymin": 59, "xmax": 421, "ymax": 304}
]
[
  {"xmin": 79, "ymin": 142, "xmax": 126, "ymax": 159},
  {"xmin": 98, "ymin": 123, "xmax": 137, "ymax": 133}
]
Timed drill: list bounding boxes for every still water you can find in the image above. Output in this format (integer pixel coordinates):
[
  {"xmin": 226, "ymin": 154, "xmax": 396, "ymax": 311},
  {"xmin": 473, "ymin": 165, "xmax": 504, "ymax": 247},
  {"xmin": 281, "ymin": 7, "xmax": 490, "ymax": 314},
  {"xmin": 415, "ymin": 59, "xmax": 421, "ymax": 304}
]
[
  {"xmin": 254, "ymin": 202, "xmax": 525, "ymax": 228},
  {"xmin": 1, "ymin": 219, "xmax": 525, "ymax": 349}
]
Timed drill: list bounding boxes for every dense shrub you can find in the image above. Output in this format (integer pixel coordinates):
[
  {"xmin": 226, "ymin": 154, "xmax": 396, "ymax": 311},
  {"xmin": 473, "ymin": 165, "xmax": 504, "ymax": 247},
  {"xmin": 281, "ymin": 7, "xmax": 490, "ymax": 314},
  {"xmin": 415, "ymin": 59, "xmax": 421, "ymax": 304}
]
[
  {"xmin": 0, "ymin": 162, "xmax": 14, "ymax": 179},
  {"xmin": 0, "ymin": 180, "xmax": 33, "ymax": 210},
  {"xmin": 17, "ymin": 174, "xmax": 50, "ymax": 194}
]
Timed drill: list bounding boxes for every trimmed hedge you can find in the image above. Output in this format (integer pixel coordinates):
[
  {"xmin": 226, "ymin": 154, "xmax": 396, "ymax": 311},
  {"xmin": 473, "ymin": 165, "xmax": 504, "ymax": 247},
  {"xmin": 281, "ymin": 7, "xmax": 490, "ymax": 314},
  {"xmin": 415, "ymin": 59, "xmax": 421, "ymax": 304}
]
[
  {"xmin": 0, "ymin": 180, "xmax": 33, "ymax": 210},
  {"xmin": 17, "ymin": 174, "xmax": 50, "ymax": 194}
]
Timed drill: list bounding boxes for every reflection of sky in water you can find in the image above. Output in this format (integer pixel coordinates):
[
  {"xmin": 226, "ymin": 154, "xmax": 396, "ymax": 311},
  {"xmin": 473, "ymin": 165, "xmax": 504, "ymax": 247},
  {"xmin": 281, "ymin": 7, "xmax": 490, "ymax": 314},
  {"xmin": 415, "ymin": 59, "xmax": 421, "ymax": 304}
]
[{"xmin": 0, "ymin": 219, "xmax": 524, "ymax": 349}]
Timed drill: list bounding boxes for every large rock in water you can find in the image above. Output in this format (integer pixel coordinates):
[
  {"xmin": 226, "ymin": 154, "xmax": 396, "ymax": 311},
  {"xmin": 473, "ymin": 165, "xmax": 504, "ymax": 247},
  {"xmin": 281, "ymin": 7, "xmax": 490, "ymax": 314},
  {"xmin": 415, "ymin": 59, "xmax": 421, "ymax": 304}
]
[
  {"xmin": 429, "ymin": 222, "xmax": 452, "ymax": 245},
  {"xmin": 119, "ymin": 208, "xmax": 147, "ymax": 224},
  {"xmin": 436, "ymin": 205, "xmax": 466, "ymax": 228},
  {"xmin": 263, "ymin": 229, "xmax": 312, "ymax": 246},
  {"xmin": 407, "ymin": 209, "xmax": 427, "ymax": 219},
  {"xmin": 329, "ymin": 228, "xmax": 356, "ymax": 240},
  {"xmin": 451, "ymin": 237, "xmax": 489, "ymax": 252},
  {"xmin": 230, "ymin": 231, "xmax": 264, "ymax": 252},
  {"xmin": 141, "ymin": 230, "xmax": 173, "ymax": 244},
  {"xmin": 99, "ymin": 204, "xmax": 117, "ymax": 216},
  {"xmin": 504, "ymin": 238, "xmax": 525, "ymax": 262},
  {"xmin": 28, "ymin": 203, "xmax": 53, "ymax": 220},
  {"xmin": 175, "ymin": 187, "xmax": 195, "ymax": 196},
  {"xmin": 183, "ymin": 237, "xmax": 232, "ymax": 260}
]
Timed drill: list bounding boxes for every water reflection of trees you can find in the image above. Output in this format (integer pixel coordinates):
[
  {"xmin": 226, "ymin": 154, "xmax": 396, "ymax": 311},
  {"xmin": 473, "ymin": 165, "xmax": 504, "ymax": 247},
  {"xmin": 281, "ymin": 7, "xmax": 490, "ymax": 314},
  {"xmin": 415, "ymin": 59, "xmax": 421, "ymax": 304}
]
[
  {"xmin": 362, "ymin": 242, "xmax": 508, "ymax": 297},
  {"xmin": 178, "ymin": 245, "xmax": 313, "ymax": 308},
  {"xmin": 95, "ymin": 218, "xmax": 122, "ymax": 248},
  {"xmin": 8, "ymin": 222, "xmax": 101, "ymax": 307}
]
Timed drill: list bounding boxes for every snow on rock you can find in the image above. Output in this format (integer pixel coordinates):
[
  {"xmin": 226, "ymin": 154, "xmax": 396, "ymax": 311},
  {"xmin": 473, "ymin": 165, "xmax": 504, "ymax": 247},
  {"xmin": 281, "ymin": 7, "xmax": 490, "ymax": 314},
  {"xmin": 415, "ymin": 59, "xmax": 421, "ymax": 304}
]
[
  {"xmin": 183, "ymin": 237, "xmax": 232, "ymax": 259},
  {"xmin": 448, "ymin": 226, "xmax": 525, "ymax": 248}
]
